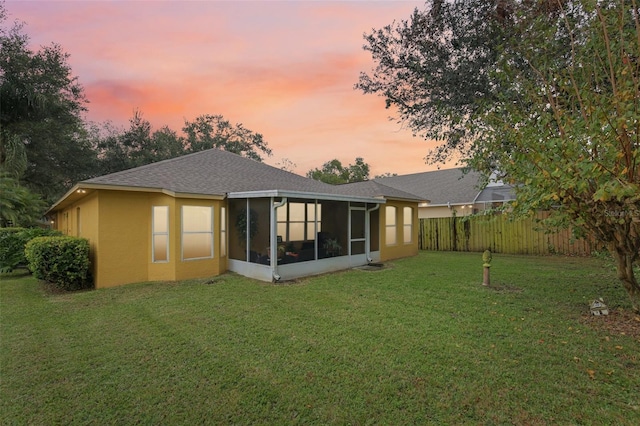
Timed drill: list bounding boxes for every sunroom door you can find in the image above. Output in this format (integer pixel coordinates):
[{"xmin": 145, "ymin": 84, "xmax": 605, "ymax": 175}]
[{"xmin": 349, "ymin": 207, "xmax": 367, "ymax": 264}]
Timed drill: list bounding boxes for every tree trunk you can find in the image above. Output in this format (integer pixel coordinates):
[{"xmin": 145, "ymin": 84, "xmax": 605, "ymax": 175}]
[{"xmin": 610, "ymin": 247, "xmax": 640, "ymax": 314}]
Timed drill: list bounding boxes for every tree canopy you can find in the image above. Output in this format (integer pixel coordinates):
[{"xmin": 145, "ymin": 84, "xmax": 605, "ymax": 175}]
[
  {"xmin": 359, "ymin": 0, "xmax": 640, "ymax": 311},
  {"xmin": 356, "ymin": 0, "xmax": 508, "ymax": 164},
  {"xmin": 92, "ymin": 112, "xmax": 273, "ymax": 175},
  {"xmin": 183, "ymin": 114, "xmax": 271, "ymax": 162},
  {"xmin": 476, "ymin": 0, "xmax": 640, "ymax": 310},
  {"xmin": 306, "ymin": 157, "xmax": 370, "ymax": 184},
  {"xmin": 1, "ymin": 13, "xmax": 98, "ymax": 203},
  {"xmin": 0, "ymin": 174, "xmax": 46, "ymax": 227},
  {"xmin": 92, "ymin": 111, "xmax": 185, "ymax": 175}
]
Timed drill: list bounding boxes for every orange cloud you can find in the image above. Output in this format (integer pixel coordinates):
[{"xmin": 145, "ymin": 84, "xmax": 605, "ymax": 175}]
[{"xmin": 8, "ymin": 0, "xmax": 443, "ymax": 177}]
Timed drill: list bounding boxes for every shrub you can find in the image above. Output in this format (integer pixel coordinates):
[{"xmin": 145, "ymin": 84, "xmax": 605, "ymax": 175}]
[
  {"xmin": 24, "ymin": 236, "xmax": 92, "ymax": 291},
  {"xmin": 0, "ymin": 227, "xmax": 62, "ymax": 273}
]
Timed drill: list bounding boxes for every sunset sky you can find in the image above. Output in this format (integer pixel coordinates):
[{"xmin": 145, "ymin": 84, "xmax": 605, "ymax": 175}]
[{"xmin": 5, "ymin": 0, "xmax": 455, "ymax": 176}]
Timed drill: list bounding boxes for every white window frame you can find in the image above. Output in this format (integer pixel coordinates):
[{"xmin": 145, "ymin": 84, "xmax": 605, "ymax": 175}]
[
  {"xmin": 403, "ymin": 207, "xmax": 413, "ymax": 244},
  {"xmin": 277, "ymin": 201, "xmax": 321, "ymax": 242},
  {"xmin": 220, "ymin": 206, "xmax": 227, "ymax": 257},
  {"xmin": 385, "ymin": 206, "xmax": 397, "ymax": 246},
  {"xmin": 181, "ymin": 206, "xmax": 214, "ymax": 261},
  {"xmin": 152, "ymin": 206, "xmax": 169, "ymax": 263}
]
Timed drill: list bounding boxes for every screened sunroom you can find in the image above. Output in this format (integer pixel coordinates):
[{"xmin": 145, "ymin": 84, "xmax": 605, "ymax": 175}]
[{"xmin": 226, "ymin": 191, "xmax": 384, "ymax": 282}]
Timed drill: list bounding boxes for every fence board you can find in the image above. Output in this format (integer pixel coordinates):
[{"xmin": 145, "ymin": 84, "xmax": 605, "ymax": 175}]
[{"xmin": 419, "ymin": 212, "xmax": 597, "ymax": 255}]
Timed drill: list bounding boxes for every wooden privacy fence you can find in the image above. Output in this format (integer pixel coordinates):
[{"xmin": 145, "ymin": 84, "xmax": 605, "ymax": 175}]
[{"xmin": 419, "ymin": 212, "xmax": 597, "ymax": 255}]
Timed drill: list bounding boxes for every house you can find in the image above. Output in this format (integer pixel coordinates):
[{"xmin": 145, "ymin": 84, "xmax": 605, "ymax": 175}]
[
  {"xmin": 374, "ymin": 168, "xmax": 515, "ymax": 219},
  {"xmin": 47, "ymin": 149, "xmax": 423, "ymax": 288}
]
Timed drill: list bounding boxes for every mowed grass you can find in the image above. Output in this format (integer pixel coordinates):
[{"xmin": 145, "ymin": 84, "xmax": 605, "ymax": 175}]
[{"xmin": 1, "ymin": 252, "xmax": 639, "ymax": 425}]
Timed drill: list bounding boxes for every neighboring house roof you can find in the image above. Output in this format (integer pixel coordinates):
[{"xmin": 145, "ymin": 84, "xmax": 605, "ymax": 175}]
[
  {"xmin": 374, "ymin": 168, "xmax": 481, "ymax": 205},
  {"xmin": 374, "ymin": 168, "xmax": 514, "ymax": 206},
  {"xmin": 475, "ymin": 184, "xmax": 516, "ymax": 203}
]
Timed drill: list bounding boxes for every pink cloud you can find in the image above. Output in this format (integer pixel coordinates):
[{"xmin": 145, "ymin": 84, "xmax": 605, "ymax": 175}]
[{"xmin": 6, "ymin": 0, "xmax": 454, "ymax": 177}]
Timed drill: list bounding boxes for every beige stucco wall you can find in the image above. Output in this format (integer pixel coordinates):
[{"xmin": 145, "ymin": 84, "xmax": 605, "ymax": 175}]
[
  {"xmin": 380, "ymin": 200, "xmax": 419, "ymax": 262},
  {"xmin": 55, "ymin": 191, "xmax": 100, "ymax": 272},
  {"xmin": 54, "ymin": 190, "xmax": 226, "ymax": 289},
  {"xmin": 95, "ymin": 191, "xmax": 151, "ymax": 288}
]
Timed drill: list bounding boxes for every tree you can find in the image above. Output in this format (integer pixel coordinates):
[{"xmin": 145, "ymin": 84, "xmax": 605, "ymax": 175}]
[
  {"xmin": 0, "ymin": 174, "xmax": 47, "ymax": 227},
  {"xmin": 0, "ymin": 131, "xmax": 27, "ymax": 178},
  {"xmin": 183, "ymin": 114, "xmax": 271, "ymax": 162},
  {"xmin": 275, "ymin": 158, "xmax": 297, "ymax": 172},
  {"xmin": 347, "ymin": 157, "xmax": 371, "ymax": 183},
  {"xmin": 307, "ymin": 159, "xmax": 350, "ymax": 184},
  {"xmin": 93, "ymin": 111, "xmax": 273, "ymax": 174},
  {"xmin": 306, "ymin": 157, "xmax": 370, "ymax": 184},
  {"xmin": 374, "ymin": 172, "xmax": 398, "ymax": 179},
  {"xmin": 149, "ymin": 126, "xmax": 184, "ymax": 163},
  {"xmin": 472, "ymin": 0, "xmax": 640, "ymax": 311},
  {"xmin": 359, "ymin": 0, "xmax": 640, "ymax": 311},
  {"xmin": 356, "ymin": 0, "xmax": 509, "ymax": 164},
  {"xmin": 0, "ymin": 7, "xmax": 97, "ymax": 202},
  {"xmin": 93, "ymin": 111, "xmax": 184, "ymax": 174}
]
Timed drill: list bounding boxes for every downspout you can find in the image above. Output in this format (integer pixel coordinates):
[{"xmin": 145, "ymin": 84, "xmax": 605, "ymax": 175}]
[
  {"xmin": 271, "ymin": 197, "xmax": 287, "ymax": 281},
  {"xmin": 245, "ymin": 199, "xmax": 250, "ymax": 261},
  {"xmin": 366, "ymin": 203, "xmax": 380, "ymax": 263},
  {"xmin": 314, "ymin": 200, "xmax": 319, "ymax": 261}
]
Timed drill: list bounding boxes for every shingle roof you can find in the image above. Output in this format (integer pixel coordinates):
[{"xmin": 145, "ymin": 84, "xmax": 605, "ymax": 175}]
[
  {"xmin": 59, "ymin": 150, "xmax": 515, "ymax": 212},
  {"xmin": 84, "ymin": 148, "xmax": 338, "ymax": 196},
  {"xmin": 374, "ymin": 168, "xmax": 482, "ymax": 205},
  {"xmin": 375, "ymin": 168, "xmax": 516, "ymax": 205},
  {"xmin": 334, "ymin": 180, "xmax": 425, "ymax": 202}
]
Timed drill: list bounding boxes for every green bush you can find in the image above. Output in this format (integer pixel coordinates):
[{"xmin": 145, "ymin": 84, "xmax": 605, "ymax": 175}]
[
  {"xmin": 0, "ymin": 227, "xmax": 62, "ymax": 273},
  {"xmin": 24, "ymin": 236, "xmax": 92, "ymax": 291}
]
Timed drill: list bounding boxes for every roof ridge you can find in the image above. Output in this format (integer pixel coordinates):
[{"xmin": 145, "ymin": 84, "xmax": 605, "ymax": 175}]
[
  {"xmin": 369, "ymin": 180, "xmax": 424, "ymax": 200},
  {"xmin": 84, "ymin": 148, "xmax": 226, "ymax": 182},
  {"xmin": 84, "ymin": 148, "xmax": 323, "ymax": 185}
]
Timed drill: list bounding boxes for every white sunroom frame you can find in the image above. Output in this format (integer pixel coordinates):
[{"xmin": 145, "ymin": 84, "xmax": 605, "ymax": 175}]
[{"xmin": 226, "ymin": 190, "xmax": 385, "ymax": 282}]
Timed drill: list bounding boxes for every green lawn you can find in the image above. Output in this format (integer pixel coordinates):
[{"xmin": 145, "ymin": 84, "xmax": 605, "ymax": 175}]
[{"xmin": 1, "ymin": 252, "xmax": 639, "ymax": 424}]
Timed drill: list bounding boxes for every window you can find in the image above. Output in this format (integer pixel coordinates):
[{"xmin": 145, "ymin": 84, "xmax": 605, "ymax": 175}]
[
  {"xmin": 220, "ymin": 206, "xmax": 227, "ymax": 257},
  {"xmin": 152, "ymin": 206, "xmax": 169, "ymax": 262},
  {"xmin": 276, "ymin": 201, "xmax": 321, "ymax": 242},
  {"xmin": 76, "ymin": 207, "xmax": 81, "ymax": 237},
  {"xmin": 307, "ymin": 203, "xmax": 319, "ymax": 241},
  {"xmin": 403, "ymin": 207, "xmax": 413, "ymax": 244},
  {"xmin": 289, "ymin": 202, "xmax": 305, "ymax": 241},
  {"xmin": 385, "ymin": 206, "xmax": 397, "ymax": 245},
  {"xmin": 182, "ymin": 206, "xmax": 213, "ymax": 260}
]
